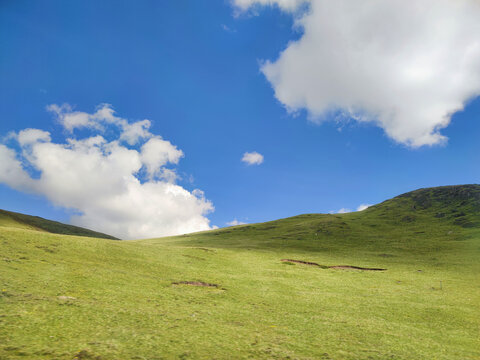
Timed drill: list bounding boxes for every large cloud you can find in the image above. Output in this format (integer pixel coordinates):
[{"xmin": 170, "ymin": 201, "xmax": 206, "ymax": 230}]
[
  {"xmin": 235, "ymin": 0, "xmax": 480, "ymax": 147},
  {"xmin": 0, "ymin": 104, "xmax": 214, "ymax": 239}
]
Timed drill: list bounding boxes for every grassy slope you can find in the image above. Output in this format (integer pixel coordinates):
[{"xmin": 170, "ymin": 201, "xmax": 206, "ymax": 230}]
[
  {"xmin": 0, "ymin": 185, "xmax": 479, "ymax": 359},
  {"xmin": 0, "ymin": 209, "xmax": 118, "ymax": 240}
]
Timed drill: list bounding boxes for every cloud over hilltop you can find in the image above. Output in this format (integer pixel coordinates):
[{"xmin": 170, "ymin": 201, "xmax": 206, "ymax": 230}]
[
  {"xmin": 226, "ymin": 218, "xmax": 247, "ymax": 226},
  {"xmin": 0, "ymin": 104, "xmax": 214, "ymax": 239},
  {"xmin": 234, "ymin": 0, "xmax": 480, "ymax": 147},
  {"xmin": 330, "ymin": 204, "xmax": 371, "ymax": 214}
]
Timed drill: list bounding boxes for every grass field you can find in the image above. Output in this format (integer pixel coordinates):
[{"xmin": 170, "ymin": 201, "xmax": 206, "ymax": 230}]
[{"xmin": 1, "ymin": 185, "xmax": 479, "ymax": 359}]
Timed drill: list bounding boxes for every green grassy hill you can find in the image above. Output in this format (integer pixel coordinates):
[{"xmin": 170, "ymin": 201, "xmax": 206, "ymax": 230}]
[
  {"xmin": 1, "ymin": 185, "xmax": 479, "ymax": 359},
  {"xmin": 0, "ymin": 209, "xmax": 118, "ymax": 240}
]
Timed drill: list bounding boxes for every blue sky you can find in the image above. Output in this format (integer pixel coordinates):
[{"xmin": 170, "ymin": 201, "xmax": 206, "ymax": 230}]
[{"xmin": 1, "ymin": 0, "xmax": 479, "ymax": 238}]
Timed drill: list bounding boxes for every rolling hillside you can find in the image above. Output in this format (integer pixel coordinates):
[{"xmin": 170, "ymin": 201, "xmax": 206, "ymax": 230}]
[{"xmin": 1, "ymin": 185, "xmax": 479, "ymax": 359}]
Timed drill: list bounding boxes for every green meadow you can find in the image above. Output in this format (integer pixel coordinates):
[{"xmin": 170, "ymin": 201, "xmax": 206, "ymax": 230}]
[{"xmin": 1, "ymin": 185, "xmax": 479, "ymax": 359}]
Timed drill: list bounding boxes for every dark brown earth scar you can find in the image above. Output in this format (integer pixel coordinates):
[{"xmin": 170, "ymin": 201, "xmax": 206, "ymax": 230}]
[
  {"xmin": 281, "ymin": 259, "xmax": 386, "ymax": 271},
  {"xmin": 172, "ymin": 281, "xmax": 220, "ymax": 288},
  {"xmin": 328, "ymin": 265, "xmax": 386, "ymax": 271},
  {"xmin": 281, "ymin": 259, "xmax": 324, "ymax": 267}
]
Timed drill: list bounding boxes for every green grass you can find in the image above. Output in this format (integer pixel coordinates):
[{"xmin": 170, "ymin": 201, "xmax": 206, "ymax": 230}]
[{"xmin": 1, "ymin": 185, "xmax": 479, "ymax": 359}]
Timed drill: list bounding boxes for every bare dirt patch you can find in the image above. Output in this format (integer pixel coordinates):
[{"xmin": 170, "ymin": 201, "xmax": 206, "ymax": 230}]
[
  {"xmin": 281, "ymin": 259, "xmax": 326, "ymax": 267},
  {"xmin": 328, "ymin": 265, "xmax": 386, "ymax": 271},
  {"xmin": 281, "ymin": 259, "xmax": 386, "ymax": 271},
  {"xmin": 172, "ymin": 281, "xmax": 220, "ymax": 288}
]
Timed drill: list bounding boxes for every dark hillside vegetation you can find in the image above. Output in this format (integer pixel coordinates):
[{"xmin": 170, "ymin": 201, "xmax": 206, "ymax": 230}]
[{"xmin": 0, "ymin": 209, "xmax": 117, "ymax": 240}]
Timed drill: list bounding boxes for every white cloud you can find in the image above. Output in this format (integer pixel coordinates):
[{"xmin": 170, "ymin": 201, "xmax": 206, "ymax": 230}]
[
  {"xmin": 120, "ymin": 119, "xmax": 152, "ymax": 146},
  {"xmin": 141, "ymin": 137, "xmax": 183, "ymax": 180},
  {"xmin": 241, "ymin": 151, "xmax": 264, "ymax": 165},
  {"xmin": 16, "ymin": 129, "xmax": 51, "ymax": 147},
  {"xmin": 235, "ymin": 0, "xmax": 480, "ymax": 147},
  {"xmin": 226, "ymin": 219, "xmax": 247, "ymax": 226},
  {"xmin": 47, "ymin": 104, "xmax": 99, "ymax": 132},
  {"xmin": 0, "ymin": 104, "xmax": 214, "ymax": 240},
  {"xmin": 356, "ymin": 204, "xmax": 371, "ymax": 212},
  {"xmin": 0, "ymin": 145, "xmax": 36, "ymax": 192},
  {"xmin": 47, "ymin": 103, "xmax": 153, "ymax": 145}
]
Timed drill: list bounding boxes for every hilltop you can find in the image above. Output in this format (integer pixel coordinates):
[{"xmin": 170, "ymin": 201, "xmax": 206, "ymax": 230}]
[{"xmin": 0, "ymin": 185, "xmax": 479, "ymax": 359}]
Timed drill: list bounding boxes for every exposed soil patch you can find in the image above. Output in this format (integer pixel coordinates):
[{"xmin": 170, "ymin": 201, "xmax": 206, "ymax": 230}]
[
  {"xmin": 328, "ymin": 265, "xmax": 386, "ymax": 271},
  {"xmin": 35, "ymin": 245, "xmax": 57, "ymax": 253},
  {"xmin": 172, "ymin": 281, "xmax": 220, "ymax": 288},
  {"xmin": 281, "ymin": 259, "xmax": 326, "ymax": 268},
  {"xmin": 281, "ymin": 259, "xmax": 386, "ymax": 271}
]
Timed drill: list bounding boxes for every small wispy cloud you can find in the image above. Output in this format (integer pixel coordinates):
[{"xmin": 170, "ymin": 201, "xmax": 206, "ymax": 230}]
[
  {"xmin": 330, "ymin": 203, "xmax": 371, "ymax": 214},
  {"xmin": 221, "ymin": 24, "xmax": 236, "ymax": 32},
  {"xmin": 241, "ymin": 151, "xmax": 264, "ymax": 165},
  {"xmin": 226, "ymin": 219, "xmax": 247, "ymax": 226}
]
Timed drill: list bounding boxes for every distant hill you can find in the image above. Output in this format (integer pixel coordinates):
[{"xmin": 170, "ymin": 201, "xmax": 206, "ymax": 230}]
[
  {"xmin": 162, "ymin": 184, "xmax": 480, "ymax": 254},
  {"xmin": 0, "ymin": 209, "xmax": 118, "ymax": 240}
]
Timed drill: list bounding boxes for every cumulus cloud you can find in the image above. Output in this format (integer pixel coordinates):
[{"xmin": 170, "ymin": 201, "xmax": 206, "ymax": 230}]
[
  {"xmin": 141, "ymin": 137, "xmax": 184, "ymax": 181},
  {"xmin": 226, "ymin": 219, "xmax": 247, "ymax": 226},
  {"xmin": 0, "ymin": 104, "xmax": 214, "ymax": 239},
  {"xmin": 234, "ymin": 0, "xmax": 480, "ymax": 147},
  {"xmin": 241, "ymin": 151, "xmax": 264, "ymax": 165}
]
